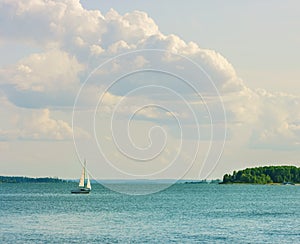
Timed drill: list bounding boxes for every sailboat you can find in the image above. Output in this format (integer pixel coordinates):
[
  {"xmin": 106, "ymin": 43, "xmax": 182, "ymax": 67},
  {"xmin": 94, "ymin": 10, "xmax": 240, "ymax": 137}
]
[{"xmin": 71, "ymin": 160, "xmax": 91, "ymax": 194}]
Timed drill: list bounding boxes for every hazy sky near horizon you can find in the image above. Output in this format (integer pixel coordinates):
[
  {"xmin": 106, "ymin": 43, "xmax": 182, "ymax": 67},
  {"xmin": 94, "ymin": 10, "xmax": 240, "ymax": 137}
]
[{"xmin": 0, "ymin": 0, "xmax": 299, "ymax": 179}]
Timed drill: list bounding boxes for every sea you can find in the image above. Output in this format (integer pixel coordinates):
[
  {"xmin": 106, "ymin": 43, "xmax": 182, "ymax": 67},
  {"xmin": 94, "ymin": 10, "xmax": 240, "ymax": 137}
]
[{"xmin": 1, "ymin": 182, "xmax": 299, "ymax": 243}]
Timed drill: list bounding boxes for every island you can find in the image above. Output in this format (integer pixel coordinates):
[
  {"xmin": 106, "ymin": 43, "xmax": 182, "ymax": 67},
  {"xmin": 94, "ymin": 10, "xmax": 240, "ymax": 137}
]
[
  {"xmin": 221, "ymin": 166, "xmax": 300, "ymax": 184},
  {"xmin": 0, "ymin": 176, "xmax": 65, "ymax": 183}
]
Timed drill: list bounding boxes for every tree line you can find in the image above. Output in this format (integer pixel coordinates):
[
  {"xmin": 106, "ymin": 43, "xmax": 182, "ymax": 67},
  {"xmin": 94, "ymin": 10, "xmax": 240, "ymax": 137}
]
[
  {"xmin": 222, "ymin": 166, "xmax": 300, "ymax": 184},
  {"xmin": 0, "ymin": 176, "xmax": 65, "ymax": 183}
]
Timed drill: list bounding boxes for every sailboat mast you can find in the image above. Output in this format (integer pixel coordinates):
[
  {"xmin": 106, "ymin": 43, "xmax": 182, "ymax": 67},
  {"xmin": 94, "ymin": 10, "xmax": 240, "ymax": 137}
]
[
  {"xmin": 79, "ymin": 164, "xmax": 85, "ymax": 188},
  {"xmin": 84, "ymin": 159, "xmax": 86, "ymax": 183}
]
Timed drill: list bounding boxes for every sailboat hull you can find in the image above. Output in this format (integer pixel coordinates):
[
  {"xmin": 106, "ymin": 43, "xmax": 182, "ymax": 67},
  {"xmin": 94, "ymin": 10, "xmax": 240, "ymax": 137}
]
[{"xmin": 71, "ymin": 188, "xmax": 91, "ymax": 194}]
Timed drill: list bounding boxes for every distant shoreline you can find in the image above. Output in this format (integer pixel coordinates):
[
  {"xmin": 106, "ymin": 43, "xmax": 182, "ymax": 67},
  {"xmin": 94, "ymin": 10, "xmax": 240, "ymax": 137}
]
[
  {"xmin": 2, "ymin": 166, "xmax": 300, "ymax": 186},
  {"xmin": 0, "ymin": 176, "xmax": 66, "ymax": 183},
  {"xmin": 0, "ymin": 177, "xmax": 219, "ymax": 184}
]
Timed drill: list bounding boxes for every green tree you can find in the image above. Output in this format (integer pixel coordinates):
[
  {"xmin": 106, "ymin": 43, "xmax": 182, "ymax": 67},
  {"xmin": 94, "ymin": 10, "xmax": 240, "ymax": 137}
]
[{"xmin": 222, "ymin": 165, "xmax": 299, "ymax": 184}]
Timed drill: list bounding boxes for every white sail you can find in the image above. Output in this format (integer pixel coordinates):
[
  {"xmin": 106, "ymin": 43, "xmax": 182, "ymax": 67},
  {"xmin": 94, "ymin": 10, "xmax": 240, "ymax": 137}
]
[
  {"xmin": 86, "ymin": 174, "xmax": 91, "ymax": 189},
  {"xmin": 79, "ymin": 167, "xmax": 85, "ymax": 187},
  {"xmin": 71, "ymin": 159, "xmax": 91, "ymax": 194}
]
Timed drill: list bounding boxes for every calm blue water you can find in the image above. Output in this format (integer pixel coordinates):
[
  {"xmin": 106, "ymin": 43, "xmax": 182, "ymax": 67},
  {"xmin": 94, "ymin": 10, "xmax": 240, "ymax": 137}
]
[{"xmin": 1, "ymin": 183, "xmax": 299, "ymax": 243}]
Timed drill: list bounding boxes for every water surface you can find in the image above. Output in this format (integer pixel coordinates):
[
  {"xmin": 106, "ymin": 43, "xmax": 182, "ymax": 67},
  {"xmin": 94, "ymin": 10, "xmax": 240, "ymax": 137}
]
[{"xmin": 1, "ymin": 183, "xmax": 299, "ymax": 243}]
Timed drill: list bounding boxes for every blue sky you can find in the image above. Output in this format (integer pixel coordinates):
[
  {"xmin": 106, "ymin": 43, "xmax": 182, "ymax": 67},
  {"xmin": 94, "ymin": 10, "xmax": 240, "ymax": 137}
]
[{"xmin": 0, "ymin": 0, "xmax": 299, "ymax": 179}]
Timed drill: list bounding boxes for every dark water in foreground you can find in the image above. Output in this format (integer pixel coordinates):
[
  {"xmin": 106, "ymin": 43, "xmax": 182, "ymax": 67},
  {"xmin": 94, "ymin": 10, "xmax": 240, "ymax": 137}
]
[{"xmin": 0, "ymin": 183, "xmax": 299, "ymax": 243}]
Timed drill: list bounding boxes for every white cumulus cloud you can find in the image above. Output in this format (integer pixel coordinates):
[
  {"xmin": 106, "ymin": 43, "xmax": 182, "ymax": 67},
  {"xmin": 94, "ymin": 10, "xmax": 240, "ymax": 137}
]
[
  {"xmin": 0, "ymin": 94, "xmax": 88, "ymax": 141},
  {"xmin": 0, "ymin": 0, "xmax": 299, "ymax": 151},
  {"xmin": 1, "ymin": 49, "xmax": 84, "ymax": 92}
]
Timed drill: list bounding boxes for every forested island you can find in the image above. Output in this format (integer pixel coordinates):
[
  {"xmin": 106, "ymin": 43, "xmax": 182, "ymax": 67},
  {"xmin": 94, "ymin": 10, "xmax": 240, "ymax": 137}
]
[
  {"xmin": 0, "ymin": 176, "xmax": 65, "ymax": 183},
  {"xmin": 222, "ymin": 166, "xmax": 300, "ymax": 184}
]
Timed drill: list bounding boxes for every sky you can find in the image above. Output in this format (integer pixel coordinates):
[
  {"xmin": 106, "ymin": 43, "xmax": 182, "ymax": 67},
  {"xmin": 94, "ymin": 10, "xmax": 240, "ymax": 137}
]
[{"xmin": 0, "ymin": 0, "xmax": 299, "ymax": 180}]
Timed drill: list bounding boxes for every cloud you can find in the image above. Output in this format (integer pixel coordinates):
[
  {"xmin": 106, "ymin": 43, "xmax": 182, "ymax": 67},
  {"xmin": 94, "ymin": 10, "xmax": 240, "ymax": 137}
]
[
  {"xmin": 226, "ymin": 88, "xmax": 300, "ymax": 150},
  {"xmin": 251, "ymin": 90, "xmax": 300, "ymax": 150},
  {"xmin": 0, "ymin": 49, "xmax": 84, "ymax": 92},
  {"xmin": 0, "ymin": 49, "xmax": 84, "ymax": 108},
  {"xmin": 90, "ymin": 44, "xmax": 104, "ymax": 56},
  {"xmin": 19, "ymin": 108, "xmax": 73, "ymax": 140},
  {"xmin": 0, "ymin": 0, "xmax": 240, "ymax": 96},
  {"xmin": 102, "ymin": 9, "xmax": 159, "ymax": 47},
  {"xmin": 0, "ymin": 94, "xmax": 88, "ymax": 141},
  {"xmin": 0, "ymin": 0, "xmax": 105, "ymax": 48},
  {"xmin": 0, "ymin": 0, "xmax": 299, "ymax": 151}
]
